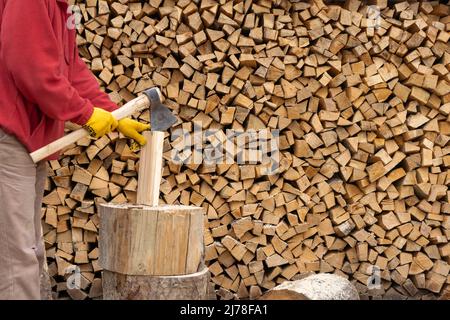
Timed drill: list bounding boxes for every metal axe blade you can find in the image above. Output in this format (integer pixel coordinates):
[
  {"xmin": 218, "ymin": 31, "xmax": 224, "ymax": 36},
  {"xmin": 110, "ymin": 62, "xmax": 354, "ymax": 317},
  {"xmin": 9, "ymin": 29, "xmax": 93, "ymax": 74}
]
[{"xmin": 144, "ymin": 88, "xmax": 177, "ymax": 132}]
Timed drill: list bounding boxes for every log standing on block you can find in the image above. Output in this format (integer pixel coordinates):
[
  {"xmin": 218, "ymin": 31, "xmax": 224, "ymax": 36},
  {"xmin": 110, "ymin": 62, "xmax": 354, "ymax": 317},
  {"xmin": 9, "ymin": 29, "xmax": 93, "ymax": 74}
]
[
  {"xmin": 136, "ymin": 89, "xmax": 177, "ymax": 206},
  {"xmin": 99, "ymin": 89, "xmax": 211, "ymax": 300}
]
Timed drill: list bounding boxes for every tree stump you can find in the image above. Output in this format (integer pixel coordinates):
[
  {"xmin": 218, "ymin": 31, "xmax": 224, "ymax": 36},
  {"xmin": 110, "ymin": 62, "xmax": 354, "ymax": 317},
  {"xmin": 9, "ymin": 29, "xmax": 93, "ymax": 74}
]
[
  {"xmin": 103, "ymin": 267, "xmax": 211, "ymax": 300},
  {"xmin": 99, "ymin": 204, "xmax": 209, "ymax": 299},
  {"xmin": 260, "ymin": 273, "xmax": 360, "ymax": 300}
]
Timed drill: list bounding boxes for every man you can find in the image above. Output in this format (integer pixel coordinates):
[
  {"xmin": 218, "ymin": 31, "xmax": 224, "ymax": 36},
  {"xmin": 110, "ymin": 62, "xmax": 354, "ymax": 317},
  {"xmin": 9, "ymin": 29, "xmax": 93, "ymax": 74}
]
[{"xmin": 0, "ymin": 0, "xmax": 149, "ymax": 299}]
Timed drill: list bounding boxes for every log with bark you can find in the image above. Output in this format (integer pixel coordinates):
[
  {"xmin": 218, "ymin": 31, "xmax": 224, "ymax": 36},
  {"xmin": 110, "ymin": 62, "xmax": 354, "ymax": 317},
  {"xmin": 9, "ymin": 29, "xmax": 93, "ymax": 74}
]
[{"xmin": 260, "ymin": 273, "xmax": 360, "ymax": 300}]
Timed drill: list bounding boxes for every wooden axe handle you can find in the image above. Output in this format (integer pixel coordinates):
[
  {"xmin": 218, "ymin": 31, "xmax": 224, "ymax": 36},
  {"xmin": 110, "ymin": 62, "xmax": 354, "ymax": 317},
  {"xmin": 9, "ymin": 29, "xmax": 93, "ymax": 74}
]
[{"xmin": 29, "ymin": 90, "xmax": 159, "ymax": 163}]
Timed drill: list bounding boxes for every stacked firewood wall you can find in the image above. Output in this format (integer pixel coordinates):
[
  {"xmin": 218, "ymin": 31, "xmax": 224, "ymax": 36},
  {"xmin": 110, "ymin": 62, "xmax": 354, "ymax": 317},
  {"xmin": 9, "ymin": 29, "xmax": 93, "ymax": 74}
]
[{"xmin": 41, "ymin": 0, "xmax": 450, "ymax": 300}]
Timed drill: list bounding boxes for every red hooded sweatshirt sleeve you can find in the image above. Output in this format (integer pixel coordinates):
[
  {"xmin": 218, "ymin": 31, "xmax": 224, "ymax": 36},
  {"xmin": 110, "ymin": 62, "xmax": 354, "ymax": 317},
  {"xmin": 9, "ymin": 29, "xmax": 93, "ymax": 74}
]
[{"xmin": 0, "ymin": 0, "xmax": 118, "ymax": 158}]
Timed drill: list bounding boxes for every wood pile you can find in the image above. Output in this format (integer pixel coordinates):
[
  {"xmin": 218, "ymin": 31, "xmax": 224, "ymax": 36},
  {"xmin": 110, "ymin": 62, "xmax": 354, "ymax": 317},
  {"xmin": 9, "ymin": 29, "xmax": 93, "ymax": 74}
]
[{"xmin": 42, "ymin": 0, "xmax": 450, "ymax": 300}]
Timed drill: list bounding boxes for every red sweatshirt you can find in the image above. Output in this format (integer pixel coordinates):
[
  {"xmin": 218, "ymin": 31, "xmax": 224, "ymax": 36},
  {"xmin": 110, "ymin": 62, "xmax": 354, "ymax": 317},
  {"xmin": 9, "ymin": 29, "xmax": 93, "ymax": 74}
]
[{"xmin": 0, "ymin": 0, "xmax": 117, "ymax": 159}]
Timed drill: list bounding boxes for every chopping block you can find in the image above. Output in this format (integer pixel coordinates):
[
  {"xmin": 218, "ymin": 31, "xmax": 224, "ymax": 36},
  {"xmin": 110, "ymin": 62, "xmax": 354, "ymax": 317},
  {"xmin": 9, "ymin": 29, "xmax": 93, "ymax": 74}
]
[{"xmin": 98, "ymin": 89, "xmax": 211, "ymax": 300}]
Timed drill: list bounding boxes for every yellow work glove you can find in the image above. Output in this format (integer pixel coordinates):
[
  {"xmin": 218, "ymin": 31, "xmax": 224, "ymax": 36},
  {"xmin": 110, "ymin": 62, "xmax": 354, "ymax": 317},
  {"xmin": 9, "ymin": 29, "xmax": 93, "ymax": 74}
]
[
  {"xmin": 117, "ymin": 118, "xmax": 150, "ymax": 146},
  {"xmin": 84, "ymin": 107, "xmax": 118, "ymax": 139}
]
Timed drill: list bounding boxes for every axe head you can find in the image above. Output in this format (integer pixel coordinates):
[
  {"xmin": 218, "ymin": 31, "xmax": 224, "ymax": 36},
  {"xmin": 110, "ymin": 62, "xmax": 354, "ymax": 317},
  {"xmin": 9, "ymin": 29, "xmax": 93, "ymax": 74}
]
[{"xmin": 144, "ymin": 88, "xmax": 177, "ymax": 132}]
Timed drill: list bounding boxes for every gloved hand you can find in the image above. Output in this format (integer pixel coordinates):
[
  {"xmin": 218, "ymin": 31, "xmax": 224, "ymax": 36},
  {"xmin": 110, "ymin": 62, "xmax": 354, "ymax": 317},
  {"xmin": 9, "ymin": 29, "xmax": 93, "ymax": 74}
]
[
  {"xmin": 117, "ymin": 118, "xmax": 150, "ymax": 146},
  {"xmin": 84, "ymin": 107, "xmax": 118, "ymax": 138}
]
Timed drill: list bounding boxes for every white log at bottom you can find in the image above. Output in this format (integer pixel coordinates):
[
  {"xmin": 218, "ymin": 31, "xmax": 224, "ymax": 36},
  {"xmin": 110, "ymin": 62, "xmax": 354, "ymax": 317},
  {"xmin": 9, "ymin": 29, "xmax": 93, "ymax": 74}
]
[
  {"xmin": 260, "ymin": 273, "xmax": 360, "ymax": 300},
  {"xmin": 103, "ymin": 267, "xmax": 214, "ymax": 300}
]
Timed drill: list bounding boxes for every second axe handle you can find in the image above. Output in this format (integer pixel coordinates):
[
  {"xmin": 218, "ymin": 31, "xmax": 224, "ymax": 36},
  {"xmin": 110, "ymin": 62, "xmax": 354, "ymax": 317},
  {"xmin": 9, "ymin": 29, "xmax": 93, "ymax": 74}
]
[{"xmin": 136, "ymin": 131, "xmax": 165, "ymax": 206}]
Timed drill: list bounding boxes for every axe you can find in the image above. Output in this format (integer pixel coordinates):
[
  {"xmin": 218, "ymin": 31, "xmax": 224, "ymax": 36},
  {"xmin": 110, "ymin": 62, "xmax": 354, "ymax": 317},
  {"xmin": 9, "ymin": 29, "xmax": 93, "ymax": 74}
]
[
  {"xmin": 30, "ymin": 88, "xmax": 176, "ymax": 163},
  {"xmin": 30, "ymin": 89, "xmax": 177, "ymax": 205}
]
